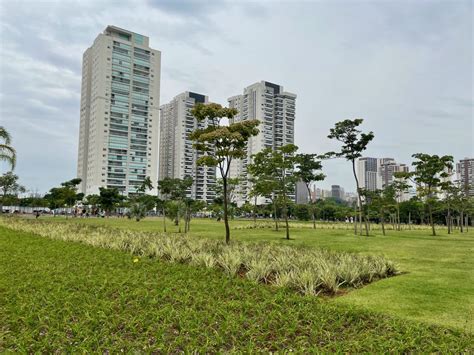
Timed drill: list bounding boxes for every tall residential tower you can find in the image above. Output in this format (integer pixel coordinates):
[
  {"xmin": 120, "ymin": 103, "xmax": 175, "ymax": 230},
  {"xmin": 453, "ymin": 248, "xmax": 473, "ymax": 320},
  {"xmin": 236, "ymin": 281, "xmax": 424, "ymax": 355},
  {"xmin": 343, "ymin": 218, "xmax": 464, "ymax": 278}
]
[
  {"xmin": 77, "ymin": 26, "xmax": 161, "ymax": 196},
  {"xmin": 456, "ymin": 158, "xmax": 474, "ymax": 196},
  {"xmin": 158, "ymin": 92, "xmax": 216, "ymax": 203},
  {"xmin": 228, "ymin": 81, "xmax": 296, "ymax": 205}
]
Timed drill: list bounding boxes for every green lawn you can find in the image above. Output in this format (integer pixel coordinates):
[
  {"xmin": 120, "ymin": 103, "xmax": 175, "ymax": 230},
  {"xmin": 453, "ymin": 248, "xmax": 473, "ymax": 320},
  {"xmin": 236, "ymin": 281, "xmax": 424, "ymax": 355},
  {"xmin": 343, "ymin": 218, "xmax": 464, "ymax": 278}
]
[
  {"xmin": 40, "ymin": 216, "xmax": 474, "ymax": 332},
  {"xmin": 1, "ymin": 225, "xmax": 472, "ymax": 352}
]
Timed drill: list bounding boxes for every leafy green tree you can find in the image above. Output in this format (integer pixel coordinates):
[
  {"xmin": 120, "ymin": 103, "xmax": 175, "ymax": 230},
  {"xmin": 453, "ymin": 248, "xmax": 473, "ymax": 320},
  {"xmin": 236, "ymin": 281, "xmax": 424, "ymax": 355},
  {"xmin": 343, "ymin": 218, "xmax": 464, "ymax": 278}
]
[
  {"xmin": 129, "ymin": 201, "xmax": 147, "ymax": 221},
  {"xmin": 183, "ymin": 198, "xmax": 206, "ymax": 232},
  {"xmin": 60, "ymin": 178, "xmax": 82, "ymax": 208},
  {"xmin": 363, "ymin": 186, "xmax": 396, "ymax": 236},
  {"xmin": 137, "ymin": 176, "xmax": 153, "ymax": 194},
  {"xmin": 327, "ymin": 119, "xmax": 374, "ymax": 236},
  {"xmin": 247, "ymin": 163, "xmax": 280, "ymax": 230},
  {"xmin": 158, "ymin": 177, "xmax": 193, "ymax": 232},
  {"xmin": 44, "ymin": 178, "xmax": 82, "ymax": 212},
  {"xmin": 391, "ymin": 174, "xmax": 411, "ymax": 231},
  {"xmin": 402, "ymin": 153, "xmax": 454, "ymax": 236},
  {"xmin": 84, "ymin": 194, "xmax": 100, "ymax": 215},
  {"xmin": 444, "ymin": 181, "xmax": 471, "ymax": 233},
  {"xmin": 157, "ymin": 177, "xmax": 174, "ymax": 232},
  {"xmin": 399, "ymin": 197, "xmax": 424, "ymax": 226},
  {"xmin": 249, "ymin": 144, "xmax": 298, "ymax": 239},
  {"xmin": 98, "ymin": 187, "xmax": 123, "ymax": 216},
  {"xmin": 295, "ymin": 153, "xmax": 326, "ymax": 229},
  {"xmin": 190, "ymin": 103, "xmax": 259, "ymax": 244},
  {"xmin": 0, "ymin": 172, "xmax": 25, "ymax": 213},
  {"xmin": 0, "ymin": 126, "xmax": 16, "ymax": 170},
  {"xmin": 127, "ymin": 177, "xmax": 155, "ymax": 221},
  {"xmin": 440, "ymin": 181, "xmax": 458, "ymax": 234}
]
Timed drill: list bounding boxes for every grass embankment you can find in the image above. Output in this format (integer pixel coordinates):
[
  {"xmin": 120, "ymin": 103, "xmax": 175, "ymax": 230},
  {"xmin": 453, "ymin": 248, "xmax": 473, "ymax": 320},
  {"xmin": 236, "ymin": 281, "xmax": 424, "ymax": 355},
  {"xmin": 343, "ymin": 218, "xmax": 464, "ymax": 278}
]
[
  {"xmin": 1, "ymin": 226, "xmax": 472, "ymax": 352},
  {"xmin": 41, "ymin": 216, "xmax": 474, "ymax": 331}
]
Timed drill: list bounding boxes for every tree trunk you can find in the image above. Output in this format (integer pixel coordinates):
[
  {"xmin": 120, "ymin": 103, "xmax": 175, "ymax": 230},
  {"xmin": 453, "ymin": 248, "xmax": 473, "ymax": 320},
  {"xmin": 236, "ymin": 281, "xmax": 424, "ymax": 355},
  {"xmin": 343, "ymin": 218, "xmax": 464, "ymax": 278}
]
[
  {"xmin": 350, "ymin": 160, "xmax": 366, "ymax": 236},
  {"xmin": 354, "ymin": 206, "xmax": 358, "ymax": 235},
  {"xmin": 223, "ymin": 177, "xmax": 230, "ymax": 244},
  {"xmin": 185, "ymin": 210, "xmax": 191, "ymax": 233},
  {"xmin": 283, "ymin": 199, "xmax": 290, "ymax": 240},
  {"xmin": 305, "ymin": 185, "xmax": 316, "ymax": 230},
  {"xmin": 428, "ymin": 203, "xmax": 436, "ymax": 236},
  {"xmin": 460, "ymin": 211, "xmax": 464, "ymax": 233},
  {"xmin": 446, "ymin": 216, "xmax": 449, "ymax": 234},
  {"xmin": 253, "ymin": 195, "xmax": 257, "ymax": 228},
  {"xmin": 163, "ymin": 206, "xmax": 167, "ymax": 233},
  {"xmin": 447, "ymin": 207, "xmax": 451, "ymax": 234},
  {"xmin": 408, "ymin": 211, "xmax": 411, "ymax": 230},
  {"xmin": 273, "ymin": 200, "xmax": 279, "ymax": 231},
  {"xmin": 396, "ymin": 202, "xmax": 401, "ymax": 231},
  {"xmin": 380, "ymin": 209, "xmax": 386, "ymax": 236}
]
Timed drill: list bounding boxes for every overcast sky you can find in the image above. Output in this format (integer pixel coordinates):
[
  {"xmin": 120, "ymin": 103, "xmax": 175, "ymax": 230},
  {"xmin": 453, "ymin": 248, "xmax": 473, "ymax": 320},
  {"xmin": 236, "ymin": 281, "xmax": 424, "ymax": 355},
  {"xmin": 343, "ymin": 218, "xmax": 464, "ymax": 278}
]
[{"xmin": 0, "ymin": 0, "xmax": 472, "ymax": 194}]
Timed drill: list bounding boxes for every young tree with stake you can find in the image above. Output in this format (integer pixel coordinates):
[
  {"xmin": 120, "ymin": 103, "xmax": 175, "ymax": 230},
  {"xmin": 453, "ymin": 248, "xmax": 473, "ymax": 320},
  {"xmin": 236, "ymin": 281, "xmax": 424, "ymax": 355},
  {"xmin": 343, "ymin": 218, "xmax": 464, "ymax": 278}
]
[
  {"xmin": 190, "ymin": 103, "xmax": 259, "ymax": 244},
  {"xmin": 400, "ymin": 153, "xmax": 453, "ymax": 236},
  {"xmin": 326, "ymin": 119, "xmax": 374, "ymax": 236},
  {"xmin": 294, "ymin": 153, "xmax": 326, "ymax": 229}
]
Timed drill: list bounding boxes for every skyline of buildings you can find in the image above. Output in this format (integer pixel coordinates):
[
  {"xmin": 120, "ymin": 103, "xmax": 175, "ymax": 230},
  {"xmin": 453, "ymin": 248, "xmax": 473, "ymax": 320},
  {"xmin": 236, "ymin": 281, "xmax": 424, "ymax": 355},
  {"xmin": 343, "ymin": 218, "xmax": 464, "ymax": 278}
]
[
  {"xmin": 77, "ymin": 26, "xmax": 161, "ymax": 196},
  {"xmin": 75, "ymin": 26, "xmax": 472, "ymax": 204},
  {"xmin": 228, "ymin": 81, "xmax": 297, "ymax": 206}
]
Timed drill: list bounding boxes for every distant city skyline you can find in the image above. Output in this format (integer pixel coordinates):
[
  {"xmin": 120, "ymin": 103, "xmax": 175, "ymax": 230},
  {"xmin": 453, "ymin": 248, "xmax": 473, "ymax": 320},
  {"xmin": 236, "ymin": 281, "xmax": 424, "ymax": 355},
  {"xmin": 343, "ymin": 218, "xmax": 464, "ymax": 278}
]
[{"xmin": 0, "ymin": 0, "xmax": 472, "ymax": 194}]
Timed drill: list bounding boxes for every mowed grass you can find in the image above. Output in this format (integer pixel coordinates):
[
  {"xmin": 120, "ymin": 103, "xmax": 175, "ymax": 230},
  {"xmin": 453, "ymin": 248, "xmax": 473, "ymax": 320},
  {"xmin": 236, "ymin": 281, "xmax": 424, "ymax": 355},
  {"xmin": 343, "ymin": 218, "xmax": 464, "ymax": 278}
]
[
  {"xmin": 1, "ymin": 226, "xmax": 473, "ymax": 352},
  {"xmin": 43, "ymin": 216, "xmax": 474, "ymax": 332}
]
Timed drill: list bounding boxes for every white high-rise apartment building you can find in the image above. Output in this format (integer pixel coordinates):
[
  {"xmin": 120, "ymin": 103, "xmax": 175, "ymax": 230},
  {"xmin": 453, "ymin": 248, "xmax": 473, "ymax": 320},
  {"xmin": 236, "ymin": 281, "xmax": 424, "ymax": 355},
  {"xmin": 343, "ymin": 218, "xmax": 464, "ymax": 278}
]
[
  {"xmin": 356, "ymin": 157, "xmax": 381, "ymax": 191},
  {"xmin": 379, "ymin": 158, "xmax": 409, "ymax": 188},
  {"xmin": 228, "ymin": 81, "xmax": 296, "ymax": 205},
  {"xmin": 356, "ymin": 157, "xmax": 411, "ymax": 200},
  {"xmin": 159, "ymin": 92, "xmax": 216, "ymax": 203},
  {"xmin": 77, "ymin": 26, "xmax": 161, "ymax": 196}
]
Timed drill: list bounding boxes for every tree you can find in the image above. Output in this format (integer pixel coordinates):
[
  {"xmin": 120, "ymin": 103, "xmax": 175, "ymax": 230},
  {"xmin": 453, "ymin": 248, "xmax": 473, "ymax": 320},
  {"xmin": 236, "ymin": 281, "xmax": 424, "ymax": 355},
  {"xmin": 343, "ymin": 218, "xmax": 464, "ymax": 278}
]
[
  {"xmin": 444, "ymin": 181, "xmax": 470, "ymax": 233},
  {"xmin": 84, "ymin": 194, "xmax": 100, "ymax": 215},
  {"xmin": 327, "ymin": 119, "xmax": 374, "ymax": 236},
  {"xmin": 137, "ymin": 176, "xmax": 153, "ymax": 194},
  {"xmin": 247, "ymin": 163, "xmax": 280, "ymax": 230},
  {"xmin": 391, "ymin": 174, "xmax": 411, "ymax": 231},
  {"xmin": 0, "ymin": 127, "xmax": 16, "ymax": 170},
  {"xmin": 98, "ymin": 187, "xmax": 123, "ymax": 216},
  {"xmin": 440, "ymin": 181, "xmax": 457, "ymax": 234},
  {"xmin": 363, "ymin": 186, "xmax": 396, "ymax": 236},
  {"xmin": 44, "ymin": 178, "xmax": 82, "ymax": 212},
  {"xmin": 404, "ymin": 153, "xmax": 454, "ymax": 236},
  {"xmin": 294, "ymin": 153, "xmax": 326, "ymax": 229},
  {"xmin": 60, "ymin": 178, "xmax": 82, "ymax": 208},
  {"xmin": 249, "ymin": 144, "xmax": 298, "ymax": 240},
  {"xmin": 0, "ymin": 172, "xmax": 25, "ymax": 213},
  {"xmin": 183, "ymin": 198, "xmax": 206, "ymax": 232},
  {"xmin": 128, "ymin": 177, "xmax": 155, "ymax": 222},
  {"xmin": 158, "ymin": 176, "xmax": 193, "ymax": 232},
  {"xmin": 157, "ymin": 177, "xmax": 174, "ymax": 232},
  {"xmin": 129, "ymin": 201, "xmax": 147, "ymax": 221},
  {"xmin": 190, "ymin": 103, "xmax": 259, "ymax": 244}
]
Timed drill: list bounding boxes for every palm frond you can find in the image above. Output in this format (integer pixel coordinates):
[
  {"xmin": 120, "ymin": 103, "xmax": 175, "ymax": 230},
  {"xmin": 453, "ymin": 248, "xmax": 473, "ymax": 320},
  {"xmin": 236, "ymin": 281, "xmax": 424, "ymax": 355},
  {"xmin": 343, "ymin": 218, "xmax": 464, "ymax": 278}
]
[{"xmin": 0, "ymin": 127, "xmax": 12, "ymax": 145}]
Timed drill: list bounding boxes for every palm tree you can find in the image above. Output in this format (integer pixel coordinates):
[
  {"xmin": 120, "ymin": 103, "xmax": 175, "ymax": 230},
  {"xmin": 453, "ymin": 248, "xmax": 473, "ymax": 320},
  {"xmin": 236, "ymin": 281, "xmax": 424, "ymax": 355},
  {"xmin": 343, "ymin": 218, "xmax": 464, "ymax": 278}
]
[{"xmin": 0, "ymin": 127, "xmax": 16, "ymax": 170}]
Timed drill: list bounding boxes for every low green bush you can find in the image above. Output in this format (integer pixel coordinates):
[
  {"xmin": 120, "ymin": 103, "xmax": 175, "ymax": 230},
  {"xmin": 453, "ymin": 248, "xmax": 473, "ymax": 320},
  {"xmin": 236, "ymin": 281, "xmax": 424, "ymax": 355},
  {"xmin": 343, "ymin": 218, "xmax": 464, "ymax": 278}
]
[{"xmin": 0, "ymin": 217, "xmax": 399, "ymax": 295}]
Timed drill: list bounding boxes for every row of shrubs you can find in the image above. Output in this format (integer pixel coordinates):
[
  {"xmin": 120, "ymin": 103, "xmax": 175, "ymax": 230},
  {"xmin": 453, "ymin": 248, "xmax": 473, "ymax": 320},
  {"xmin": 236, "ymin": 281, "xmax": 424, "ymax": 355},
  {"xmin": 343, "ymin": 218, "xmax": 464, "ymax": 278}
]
[
  {"xmin": 234, "ymin": 221, "xmax": 451, "ymax": 231},
  {"xmin": 0, "ymin": 217, "xmax": 400, "ymax": 295}
]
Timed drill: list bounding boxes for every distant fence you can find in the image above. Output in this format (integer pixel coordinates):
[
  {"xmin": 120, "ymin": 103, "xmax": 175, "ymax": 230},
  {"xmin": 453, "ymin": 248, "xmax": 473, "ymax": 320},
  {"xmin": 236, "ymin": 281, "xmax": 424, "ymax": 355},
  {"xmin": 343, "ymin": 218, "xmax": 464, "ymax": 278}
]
[{"xmin": 1, "ymin": 206, "xmax": 51, "ymax": 214}]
